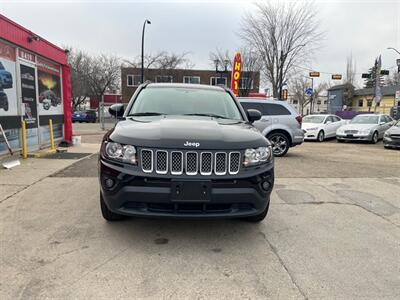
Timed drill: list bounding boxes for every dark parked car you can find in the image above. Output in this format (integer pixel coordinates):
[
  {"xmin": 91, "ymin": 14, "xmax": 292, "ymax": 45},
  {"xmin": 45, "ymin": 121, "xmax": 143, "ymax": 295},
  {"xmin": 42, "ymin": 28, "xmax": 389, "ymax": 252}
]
[
  {"xmin": 383, "ymin": 119, "xmax": 400, "ymax": 149},
  {"xmin": 72, "ymin": 110, "xmax": 97, "ymax": 123},
  {"xmin": 99, "ymin": 83, "xmax": 274, "ymax": 222},
  {"xmin": 0, "ymin": 90, "xmax": 8, "ymax": 111},
  {"xmin": 0, "ymin": 62, "xmax": 13, "ymax": 89}
]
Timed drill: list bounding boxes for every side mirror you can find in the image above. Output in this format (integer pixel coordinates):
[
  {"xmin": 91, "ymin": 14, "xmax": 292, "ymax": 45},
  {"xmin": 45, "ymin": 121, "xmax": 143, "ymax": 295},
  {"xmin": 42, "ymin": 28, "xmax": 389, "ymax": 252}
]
[
  {"xmin": 246, "ymin": 109, "xmax": 262, "ymax": 123},
  {"xmin": 109, "ymin": 103, "xmax": 124, "ymax": 118},
  {"xmin": 379, "ymin": 121, "xmax": 385, "ymax": 125},
  {"xmin": 326, "ymin": 120, "xmax": 332, "ymax": 124}
]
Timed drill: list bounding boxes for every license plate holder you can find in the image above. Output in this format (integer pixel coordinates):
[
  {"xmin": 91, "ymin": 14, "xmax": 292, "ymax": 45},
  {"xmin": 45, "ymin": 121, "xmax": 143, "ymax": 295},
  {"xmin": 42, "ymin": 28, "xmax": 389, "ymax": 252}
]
[
  {"xmin": 346, "ymin": 134, "xmax": 354, "ymax": 137},
  {"xmin": 171, "ymin": 180, "xmax": 211, "ymax": 202}
]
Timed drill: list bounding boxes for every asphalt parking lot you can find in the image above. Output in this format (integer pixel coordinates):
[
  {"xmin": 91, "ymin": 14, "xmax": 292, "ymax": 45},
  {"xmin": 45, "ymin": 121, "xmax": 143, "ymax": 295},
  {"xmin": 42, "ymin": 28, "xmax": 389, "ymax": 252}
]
[{"xmin": 0, "ymin": 124, "xmax": 399, "ymax": 299}]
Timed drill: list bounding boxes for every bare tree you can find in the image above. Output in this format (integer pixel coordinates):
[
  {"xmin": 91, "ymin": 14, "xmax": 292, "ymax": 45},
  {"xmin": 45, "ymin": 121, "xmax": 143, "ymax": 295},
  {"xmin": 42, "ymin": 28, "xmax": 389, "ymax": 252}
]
[
  {"xmin": 239, "ymin": 1, "xmax": 323, "ymax": 99},
  {"xmin": 67, "ymin": 48, "xmax": 91, "ymax": 111},
  {"xmin": 289, "ymin": 76, "xmax": 309, "ymax": 115},
  {"xmin": 124, "ymin": 51, "xmax": 194, "ymax": 70},
  {"xmin": 345, "ymin": 53, "xmax": 357, "ymax": 86},
  {"xmin": 209, "ymin": 48, "xmax": 261, "ymax": 96},
  {"xmin": 385, "ymin": 71, "xmax": 400, "ymax": 86}
]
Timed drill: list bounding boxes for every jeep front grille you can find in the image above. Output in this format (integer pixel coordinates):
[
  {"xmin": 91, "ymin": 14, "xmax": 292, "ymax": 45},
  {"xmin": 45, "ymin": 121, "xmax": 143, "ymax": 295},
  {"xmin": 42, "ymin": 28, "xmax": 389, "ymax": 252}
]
[{"xmin": 139, "ymin": 149, "xmax": 241, "ymax": 176}]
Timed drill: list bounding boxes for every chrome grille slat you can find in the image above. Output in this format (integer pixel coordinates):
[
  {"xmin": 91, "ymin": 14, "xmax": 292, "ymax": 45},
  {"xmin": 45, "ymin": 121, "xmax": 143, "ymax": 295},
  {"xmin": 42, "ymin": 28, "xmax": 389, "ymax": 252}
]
[
  {"xmin": 155, "ymin": 150, "xmax": 168, "ymax": 174},
  {"xmin": 140, "ymin": 149, "xmax": 241, "ymax": 175},
  {"xmin": 141, "ymin": 149, "xmax": 153, "ymax": 173},
  {"xmin": 200, "ymin": 152, "xmax": 212, "ymax": 175},
  {"xmin": 186, "ymin": 152, "xmax": 198, "ymax": 175},
  {"xmin": 171, "ymin": 151, "xmax": 183, "ymax": 175},
  {"xmin": 214, "ymin": 152, "xmax": 227, "ymax": 175},
  {"xmin": 229, "ymin": 152, "xmax": 240, "ymax": 175}
]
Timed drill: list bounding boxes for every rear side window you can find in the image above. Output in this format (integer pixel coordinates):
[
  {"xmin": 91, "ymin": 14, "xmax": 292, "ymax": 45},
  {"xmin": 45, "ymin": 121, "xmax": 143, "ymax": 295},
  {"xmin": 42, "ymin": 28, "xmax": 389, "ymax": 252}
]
[
  {"xmin": 240, "ymin": 102, "xmax": 264, "ymax": 114},
  {"xmin": 264, "ymin": 103, "xmax": 291, "ymax": 116}
]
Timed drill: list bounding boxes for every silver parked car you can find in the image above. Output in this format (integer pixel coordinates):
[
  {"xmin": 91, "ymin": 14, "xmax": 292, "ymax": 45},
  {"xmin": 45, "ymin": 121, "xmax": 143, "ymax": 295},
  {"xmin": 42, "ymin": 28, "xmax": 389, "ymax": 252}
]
[
  {"xmin": 383, "ymin": 119, "xmax": 400, "ymax": 149},
  {"xmin": 239, "ymin": 98, "xmax": 304, "ymax": 156},
  {"xmin": 336, "ymin": 114, "xmax": 394, "ymax": 144}
]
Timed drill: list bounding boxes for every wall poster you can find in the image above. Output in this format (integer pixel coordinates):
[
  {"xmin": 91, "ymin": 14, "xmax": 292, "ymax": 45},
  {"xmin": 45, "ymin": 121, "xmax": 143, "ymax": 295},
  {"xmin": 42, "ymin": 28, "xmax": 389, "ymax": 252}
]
[{"xmin": 0, "ymin": 40, "xmax": 20, "ymax": 153}]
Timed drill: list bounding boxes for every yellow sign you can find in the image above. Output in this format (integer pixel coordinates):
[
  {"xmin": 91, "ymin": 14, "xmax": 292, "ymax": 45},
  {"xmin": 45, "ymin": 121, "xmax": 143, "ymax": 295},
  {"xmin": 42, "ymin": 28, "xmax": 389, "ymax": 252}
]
[{"xmin": 230, "ymin": 52, "xmax": 241, "ymax": 96}]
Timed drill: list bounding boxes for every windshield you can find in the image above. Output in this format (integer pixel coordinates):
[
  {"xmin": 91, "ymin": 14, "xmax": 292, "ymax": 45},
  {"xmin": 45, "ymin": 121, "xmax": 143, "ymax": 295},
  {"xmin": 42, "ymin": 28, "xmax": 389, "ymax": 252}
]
[
  {"xmin": 303, "ymin": 115, "xmax": 326, "ymax": 123},
  {"xmin": 128, "ymin": 87, "xmax": 243, "ymax": 120},
  {"xmin": 350, "ymin": 115, "xmax": 379, "ymax": 124},
  {"xmin": 395, "ymin": 120, "xmax": 400, "ymax": 127}
]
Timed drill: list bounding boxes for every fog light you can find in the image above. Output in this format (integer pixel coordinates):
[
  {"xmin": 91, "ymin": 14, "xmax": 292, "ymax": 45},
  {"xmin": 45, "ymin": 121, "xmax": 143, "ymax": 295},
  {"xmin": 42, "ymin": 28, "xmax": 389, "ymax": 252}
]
[
  {"xmin": 262, "ymin": 181, "xmax": 271, "ymax": 191},
  {"xmin": 104, "ymin": 178, "xmax": 114, "ymax": 188}
]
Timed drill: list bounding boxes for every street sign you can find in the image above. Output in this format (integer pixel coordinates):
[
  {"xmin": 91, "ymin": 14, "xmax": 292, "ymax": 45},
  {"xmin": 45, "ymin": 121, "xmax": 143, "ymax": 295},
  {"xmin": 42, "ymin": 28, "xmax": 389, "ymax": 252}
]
[
  {"xmin": 305, "ymin": 87, "xmax": 313, "ymax": 96},
  {"xmin": 361, "ymin": 73, "xmax": 371, "ymax": 79},
  {"xmin": 331, "ymin": 74, "xmax": 342, "ymax": 80},
  {"xmin": 309, "ymin": 71, "xmax": 320, "ymax": 77},
  {"xmin": 380, "ymin": 70, "xmax": 389, "ymax": 75}
]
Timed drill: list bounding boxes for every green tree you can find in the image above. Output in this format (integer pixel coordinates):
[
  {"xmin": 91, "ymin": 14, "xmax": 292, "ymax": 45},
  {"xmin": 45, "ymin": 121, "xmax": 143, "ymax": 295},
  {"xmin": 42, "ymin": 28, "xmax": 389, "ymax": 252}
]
[{"xmin": 364, "ymin": 65, "xmax": 383, "ymax": 88}]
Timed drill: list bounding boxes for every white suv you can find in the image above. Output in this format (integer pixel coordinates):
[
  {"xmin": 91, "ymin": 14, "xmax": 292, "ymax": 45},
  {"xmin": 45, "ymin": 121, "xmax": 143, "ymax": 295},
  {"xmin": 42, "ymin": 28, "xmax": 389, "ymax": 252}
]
[{"xmin": 239, "ymin": 98, "xmax": 304, "ymax": 156}]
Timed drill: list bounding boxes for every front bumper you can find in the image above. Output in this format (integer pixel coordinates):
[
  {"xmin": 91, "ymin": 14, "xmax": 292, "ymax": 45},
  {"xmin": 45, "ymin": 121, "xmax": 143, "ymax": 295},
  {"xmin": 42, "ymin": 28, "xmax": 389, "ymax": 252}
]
[
  {"xmin": 336, "ymin": 133, "xmax": 372, "ymax": 141},
  {"xmin": 99, "ymin": 159, "xmax": 274, "ymax": 219},
  {"xmin": 383, "ymin": 136, "xmax": 400, "ymax": 148},
  {"xmin": 303, "ymin": 130, "xmax": 318, "ymax": 140}
]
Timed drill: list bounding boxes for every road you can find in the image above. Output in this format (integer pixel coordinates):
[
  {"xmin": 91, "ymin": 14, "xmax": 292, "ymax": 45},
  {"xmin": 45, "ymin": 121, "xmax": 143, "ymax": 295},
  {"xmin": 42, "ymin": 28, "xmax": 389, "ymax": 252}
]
[{"xmin": 0, "ymin": 124, "xmax": 399, "ymax": 299}]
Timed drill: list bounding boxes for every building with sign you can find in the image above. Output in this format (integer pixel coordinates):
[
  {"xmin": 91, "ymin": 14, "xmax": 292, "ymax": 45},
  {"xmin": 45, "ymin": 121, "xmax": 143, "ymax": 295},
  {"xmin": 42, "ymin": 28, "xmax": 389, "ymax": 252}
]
[
  {"xmin": 0, "ymin": 14, "xmax": 72, "ymax": 155},
  {"xmin": 121, "ymin": 67, "xmax": 260, "ymax": 103}
]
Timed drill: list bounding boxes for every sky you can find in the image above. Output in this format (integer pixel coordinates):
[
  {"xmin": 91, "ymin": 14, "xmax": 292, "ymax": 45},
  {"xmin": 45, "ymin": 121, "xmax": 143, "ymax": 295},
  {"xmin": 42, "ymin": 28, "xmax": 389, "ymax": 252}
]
[{"xmin": 1, "ymin": 0, "xmax": 399, "ymax": 89}]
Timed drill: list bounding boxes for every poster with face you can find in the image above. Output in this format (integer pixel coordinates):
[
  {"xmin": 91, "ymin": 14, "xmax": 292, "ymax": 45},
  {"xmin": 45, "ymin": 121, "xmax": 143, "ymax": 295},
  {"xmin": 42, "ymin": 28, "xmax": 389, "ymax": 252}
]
[
  {"xmin": 37, "ymin": 57, "xmax": 63, "ymax": 115},
  {"xmin": 0, "ymin": 40, "xmax": 18, "ymax": 116}
]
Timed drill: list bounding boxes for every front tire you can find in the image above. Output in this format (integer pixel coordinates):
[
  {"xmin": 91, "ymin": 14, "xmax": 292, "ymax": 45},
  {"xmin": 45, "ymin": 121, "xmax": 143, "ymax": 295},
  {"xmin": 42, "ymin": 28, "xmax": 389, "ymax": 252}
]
[
  {"xmin": 268, "ymin": 132, "xmax": 290, "ymax": 157},
  {"xmin": 100, "ymin": 192, "xmax": 125, "ymax": 221},
  {"xmin": 317, "ymin": 130, "xmax": 325, "ymax": 142},
  {"xmin": 244, "ymin": 201, "xmax": 270, "ymax": 223},
  {"xmin": 371, "ymin": 131, "xmax": 378, "ymax": 144}
]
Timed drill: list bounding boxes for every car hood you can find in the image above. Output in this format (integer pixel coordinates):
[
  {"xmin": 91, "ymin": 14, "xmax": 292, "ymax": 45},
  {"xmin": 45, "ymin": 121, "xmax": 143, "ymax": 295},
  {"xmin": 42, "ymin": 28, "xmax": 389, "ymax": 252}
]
[
  {"xmin": 387, "ymin": 125, "xmax": 400, "ymax": 134},
  {"xmin": 338, "ymin": 123, "xmax": 377, "ymax": 131},
  {"xmin": 302, "ymin": 123, "xmax": 323, "ymax": 130},
  {"xmin": 108, "ymin": 115, "xmax": 269, "ymax": 150}
]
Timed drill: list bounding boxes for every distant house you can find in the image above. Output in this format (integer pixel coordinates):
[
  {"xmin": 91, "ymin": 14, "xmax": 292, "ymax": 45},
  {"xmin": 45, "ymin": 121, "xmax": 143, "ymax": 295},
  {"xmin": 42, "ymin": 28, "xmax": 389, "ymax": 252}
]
[{"xmin": 351, "ymin": 85, "xmax": 400, "ymax": 115}]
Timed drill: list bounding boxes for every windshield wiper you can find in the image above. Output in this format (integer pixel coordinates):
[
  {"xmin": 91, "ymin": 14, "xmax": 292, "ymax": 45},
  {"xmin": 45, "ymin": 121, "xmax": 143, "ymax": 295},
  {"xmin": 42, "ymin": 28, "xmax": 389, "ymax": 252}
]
[
  {"xmin": 183, "ymin": 113, "xmax": 229, "ymax": 119},
  {"xmin": 128, "ymin": 112, "xmax": 166, "ymax": 116}
]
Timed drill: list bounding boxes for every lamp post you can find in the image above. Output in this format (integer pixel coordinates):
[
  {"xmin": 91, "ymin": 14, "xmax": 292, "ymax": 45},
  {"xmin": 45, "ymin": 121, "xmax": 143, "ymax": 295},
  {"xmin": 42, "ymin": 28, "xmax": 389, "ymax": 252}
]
[
  {"xmin": 387, "ymin": 47, "xmax": 400, "ymax": 55},
  {"xmin": 141, "ymin": 19, "xmax": 151, "ymax": 84}
]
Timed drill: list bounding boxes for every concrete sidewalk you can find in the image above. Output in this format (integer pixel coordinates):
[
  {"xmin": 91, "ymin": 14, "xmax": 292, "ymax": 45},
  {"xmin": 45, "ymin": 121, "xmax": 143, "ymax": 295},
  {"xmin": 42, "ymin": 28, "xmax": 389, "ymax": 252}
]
[{"xmin": 0, "ymin": 143, "xmax": 98, "ymax": 203}]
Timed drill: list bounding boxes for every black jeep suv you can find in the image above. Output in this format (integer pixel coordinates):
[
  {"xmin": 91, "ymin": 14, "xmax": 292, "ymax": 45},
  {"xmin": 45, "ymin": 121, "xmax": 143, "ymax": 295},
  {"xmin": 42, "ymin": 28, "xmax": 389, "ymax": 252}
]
[{"xmin": 99, "ymin": 83, "xmax": 274, "ymax": 222}]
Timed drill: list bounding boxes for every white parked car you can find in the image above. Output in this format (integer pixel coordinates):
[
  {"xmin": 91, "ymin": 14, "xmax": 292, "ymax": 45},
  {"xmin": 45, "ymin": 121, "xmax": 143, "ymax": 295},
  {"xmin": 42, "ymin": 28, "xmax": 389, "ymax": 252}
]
[{"xmin": 302, "ymin": 114, "xmax": 346, "ymax": 142}]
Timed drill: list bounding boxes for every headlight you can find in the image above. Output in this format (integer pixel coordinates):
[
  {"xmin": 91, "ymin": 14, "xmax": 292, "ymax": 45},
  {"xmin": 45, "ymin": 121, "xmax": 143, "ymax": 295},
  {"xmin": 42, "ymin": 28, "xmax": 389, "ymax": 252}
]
[
  {"xmin": 243, "ymin": 146, "xmax": 272, "ymax": 167},
  {"xmin": 105, "ymin": 142, "xmax": 137, "ymax": 164},
  {"xmin": 359, "ymin": 129, "xmax": 371, "ymax": 135},
  {"xmin": 384, "ymin": 131, "xmax": 390, "ymax": 137},
  {"xmin": 337, "ymin": 128, "xmax": 344, "ymax": 134}
]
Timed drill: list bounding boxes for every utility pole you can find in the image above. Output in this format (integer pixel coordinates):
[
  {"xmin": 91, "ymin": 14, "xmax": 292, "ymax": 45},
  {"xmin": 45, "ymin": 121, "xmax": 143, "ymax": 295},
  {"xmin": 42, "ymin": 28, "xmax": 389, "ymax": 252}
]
[
  {"xmin": 141, "ymin": 19, "xmax": 151, "ymax": 84},
  {"xmin": 100, "ymin": 94, "xmax": 105, "ymax": 130}
]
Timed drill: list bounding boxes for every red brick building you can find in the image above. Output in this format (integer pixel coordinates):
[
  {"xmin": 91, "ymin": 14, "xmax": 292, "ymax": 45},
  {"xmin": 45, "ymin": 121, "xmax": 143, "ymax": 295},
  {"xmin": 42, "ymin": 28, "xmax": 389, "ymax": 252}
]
[{"xmin": 121, "ymin": 67, "xmax": 260, "ymax": 103}]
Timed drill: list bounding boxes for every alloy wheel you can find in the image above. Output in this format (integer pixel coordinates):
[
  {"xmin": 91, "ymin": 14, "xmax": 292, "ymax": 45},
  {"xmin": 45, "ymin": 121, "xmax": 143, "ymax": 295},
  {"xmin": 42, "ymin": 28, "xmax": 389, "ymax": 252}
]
[{"xmin": 270, "ymin": 134, "xmax": 288, "ymax": 156}]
